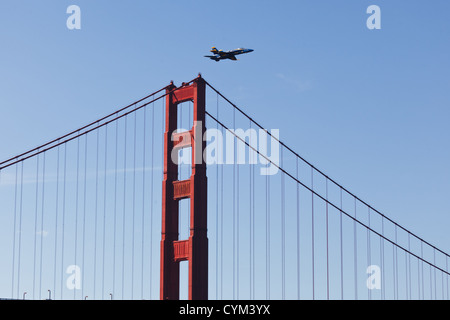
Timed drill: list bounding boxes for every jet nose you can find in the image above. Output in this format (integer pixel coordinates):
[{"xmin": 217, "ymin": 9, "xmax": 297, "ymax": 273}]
[{"xmin": 248, "ymin": 49, "xmax": 254, "ymax": 52}]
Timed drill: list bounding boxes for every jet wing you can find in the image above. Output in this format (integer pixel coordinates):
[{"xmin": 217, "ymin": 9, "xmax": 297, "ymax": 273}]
[
  {"xmin": 204, "ymin": 55, "xmax": 220, "ymax": 61},
  {"xmin": 216, "ymin": 51, "xmax": 227, "ymax": 57},
  {"xmin": 228, "ymin": 55, "xmax": 237, "ymax": 60}
]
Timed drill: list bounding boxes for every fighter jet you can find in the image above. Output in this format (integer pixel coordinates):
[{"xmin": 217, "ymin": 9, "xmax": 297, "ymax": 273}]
[{"xmin": 204, "ymin": 47, "xmax": 254, "ymax": 61}]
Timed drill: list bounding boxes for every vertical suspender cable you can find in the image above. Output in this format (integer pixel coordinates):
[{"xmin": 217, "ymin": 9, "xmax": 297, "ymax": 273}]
[
  {"xmin": 11, "ymin": 164, "xmax": 18, "ymax": 298},
  {"xmin": 325, "ymin": 179, "xmax": 329, "ymax": 300},
  {"xmin": 156, "ymin": 97, "xmax": 164, "ymax": 300},
  {"xmin": 60, "ymin": 144, "xmax": 67, "ymax": 299},
  {"xmin": 417, "ymin": 251, "xmax": 421, "ymax": 299},
  {"xmin": 265, "ymin": 168, "xmax": 268, "ymax": 299},
  {"xmin": 94, "ymin": 128, "xmax": 101, "ymax": 299},
  {"xmin": 140, "ymin": 103, "xmax": 147, "ymax": 300},
  {"xmin": 220, "ymin": 101, "xmax": 224, "ymax": 300},
  {"xmin": 0, "ymin": 170, "xmax": 3, "ymax": 286},
  {"xmin": 266, "ymin": 163, "xmax": 270, "ymax": 299},
  {"xmin": 236, "ymin": 123, "xmax": 240, "ymax": 300},
  {"xmin": 430, "ymin": 257, "xmax": 433, "ymax": 299},
  {"xmin": 367, "ymin": 207, "xmax": 371, "ymax": 299},
  {"xmin": 394, "ymin": 225, "xmax": 398, "ymax": 299},
  {"xmin": 445, "ymin": 256, "xmax": 449, "ymax": 300},
  {"xmin": 251, "ymin": 122, "xmax": 255, "ymax": 299},
  {"xmin": 39, "ymin": 152, "xmax": 46, "ymax": 299},
  {"xmin": 33, "ymin": 153, "xmax": 40, "ymax": 300},
  {"xmin": 148, "ymin": 100, "xmax": 155, "ymax": 299},
  {"xmin": 442, "ymin": 259, "xmax": 445, "ymax": 299},
  {"xmin": 74, "ymin": 137, "xmax": 81, "ymax": 300},
  {"xmin": 421, "ymin": 241, "xmax": 424, "ymax": 299},
  {"xmin": 131, "ymin": 109, "xmax": 137, "ymax": 299},
  {"xmin": 354, "ymin": 197, "xmax": 357, "ymax": 300},
  {"xmin": 215, "ymin": 96, "xmax": 219, "ymax": 299},
  {"xmin": 122, "ymin": 114, "xmax": 128, "ymax": 299},
  {"xmin": 381, "ymin": 216, "xmax": 385, "ymax": 300},
  {"xmin": 404, "ymin": 240, "xmax": 408, "ymax": 300},
  {"xmin": 340, "ymin": 187, "xmax": 344, "ymax": 299},
  {"xmin": 248, "ymin": 125, "xmax": 251, "ymax": 299},
  {"xmin": 407, "ymin": 233, "xmax": 411, "ymax": 299},
  {"xmin": 281, "ymin": 147, "xmax": 285, "ymax": 299},
  {"xmin": 393, "ymin": 227, "xmax": 397, "ymax": 298},
  {"xmin": 249, "ymin": 119, "xmax": 254, "ymax": 299},
  {"xmin": 53, "ymin": 145, "xmax": 60, "ymax": 298},
  {"xmin": 82, "ymin": 134, "xmax": 88, "ymax": 300},
  {"xmin": 434, "ymin": 249, "xmax": 437, "ymax": 299},
  {"xmin": 311, "ymin": 167, "xmax": 315, "ymax": 300},
  {"xmin": 102, "ymin": 124, "xmax": 109, "ymax": 299},
  {"xmin": 232, "ymin": 108, "xmax": 236, "ymax": 299},
  {"xmin": 296, "ymin": 158, "xmax": 300, "ymax": 300},
  {"xmin": 17, "ymin": 162, "xmax": 24, "ymax": 299},
  {"xmin": 113, "ymin": 117, "xmax": 119, "ymax": 298}
]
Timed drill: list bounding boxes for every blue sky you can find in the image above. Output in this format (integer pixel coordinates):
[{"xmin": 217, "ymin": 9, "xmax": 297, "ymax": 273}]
[{"xmin": 0, "ymin": 1, "xmax": 449, "ymax": 299}]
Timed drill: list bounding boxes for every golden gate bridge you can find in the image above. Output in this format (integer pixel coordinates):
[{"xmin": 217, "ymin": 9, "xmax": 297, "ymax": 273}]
[{"xmin": 0, "ymin": 75, "xmax": 448, "ymax": 300}]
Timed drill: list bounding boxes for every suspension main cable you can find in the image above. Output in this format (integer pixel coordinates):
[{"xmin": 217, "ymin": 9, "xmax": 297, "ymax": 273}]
[
  {"xmin": 205, "ymin": 110, "xmax": 450, "ymax": 277},
  {"xmin": 0, "ymin": 78, "xmax": 199, "ymax": 171},
  {"xmin": 204, "ymin": 80, "xmax": 450, "ymax": 260}
]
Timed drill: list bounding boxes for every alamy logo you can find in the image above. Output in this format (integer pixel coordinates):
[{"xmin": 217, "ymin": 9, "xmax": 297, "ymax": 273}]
[
  {"xmin": 66, "ymin": 265, "xmax": 81, "ymax": 290},
  {"xmin": 171, "ymin": 121, "xmax": 280, "ymax": 176},
  {"xmin": 366, "ymin": 265, "xmax": 381, "ymax": 290},
  {"xmin": 366, "ymin": 5, "xmax": 381, "ymax": 30},
  {"xmin": 66, "ymin": 5, "xmax": 81, "ymax": 30}
]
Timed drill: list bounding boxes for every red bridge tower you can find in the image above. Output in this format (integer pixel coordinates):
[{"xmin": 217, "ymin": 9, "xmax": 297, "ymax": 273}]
[{"xmin": 160, "ymin": 75, "xmax": 208, "ymax": 300}]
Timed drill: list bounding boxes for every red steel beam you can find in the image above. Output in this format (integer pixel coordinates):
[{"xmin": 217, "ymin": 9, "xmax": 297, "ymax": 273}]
[{"xmin": 160, "ymin": 75, "xmax": 208, "ymax": 300}]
